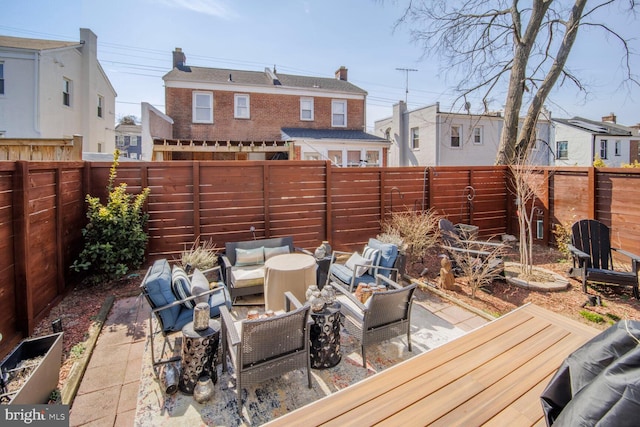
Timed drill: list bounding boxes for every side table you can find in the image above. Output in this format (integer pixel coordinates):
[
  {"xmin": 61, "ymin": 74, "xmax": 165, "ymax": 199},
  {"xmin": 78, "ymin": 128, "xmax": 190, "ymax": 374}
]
[
  {"xmin": 309, "ymin": 303, "xmax": 341, "ymax": 369},
  {"xmin": 179, "ymin": 319, "xmax": 220, "ymax": 394}
]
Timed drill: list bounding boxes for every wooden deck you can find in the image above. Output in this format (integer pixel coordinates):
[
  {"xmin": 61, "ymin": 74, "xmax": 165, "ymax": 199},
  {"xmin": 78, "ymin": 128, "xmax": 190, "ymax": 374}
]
[{"xmin": 265, "ymin": 304, "xmax": 599, "ymax": 427}]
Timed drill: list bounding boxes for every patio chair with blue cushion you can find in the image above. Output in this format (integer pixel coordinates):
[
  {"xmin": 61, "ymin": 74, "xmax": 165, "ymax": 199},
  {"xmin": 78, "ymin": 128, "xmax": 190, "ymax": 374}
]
[
  {"xmin": 140, "ymin": 259, "xmax": 232, "ymax": 366},
  {"xmin": 326, "ymin": 238, "xmax": 400, "ymax": 291}
]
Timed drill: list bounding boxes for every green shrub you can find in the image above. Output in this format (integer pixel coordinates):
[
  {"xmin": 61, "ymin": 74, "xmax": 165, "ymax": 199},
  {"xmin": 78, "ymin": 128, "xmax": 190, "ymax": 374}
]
[{"xmin": 72, "ymin": 150, "xmax": 150, "ymax": 282}]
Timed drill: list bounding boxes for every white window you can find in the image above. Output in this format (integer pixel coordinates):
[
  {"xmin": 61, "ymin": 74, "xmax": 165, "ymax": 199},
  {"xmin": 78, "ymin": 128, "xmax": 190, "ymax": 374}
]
[
  {"xmin": 234, "ymin": 94, "xmax": 250, "ymax": 119},
  {"xmin": 600, "ymin": 139, "xmax": 608, "ymax": 160},
  {"xmin": 615, "ymin": 140, "xmax": 621, "ymax": 156},
  {"xmin": 304, "ymin": 152, "xmax": 321, "ymax": 161},
  {"xmin": 411, "ymin": 127, "xmax": 419, "ymax": 150},
  {"xmin": 0, "ymin": 62, "xmax": 4, "ymax": 95},
  {"xmin": 366, "ymin": 150, "xmax": 380, "ymax": 166},
  {"xmin": 97, "ymin": 95, "xmax": 104, "ymax": 118},
  {"xmin": 347, "ymin": 150, "xmax": 361, "ymax": 167},
  {"xmin": 557, "ymin": 141, "xmax": 568, "ymax": 160},
  {"xmin": 130, "ymin": 136, "xmax": 140, "ymax": 146},
  {"xmin": 473, "ymin": 127, "xmax": 482, "ymax": 145},
  {"xmin": 328, "ymin": 150, "xmax": 343, "ymax": 166},
  {"xmin": 63, "ymin": 78, "xmax": 72, "ymax": 106},
  {"xmin": 193, "ymin": 91, "xmax": 213, "ymax": 123},
  {"xmin": 451, "ymin": 125, "xmax": 462, "ymax": 148},
  {"xmin": 331, "ymin": 100, "xmax": 347, "ymax": 127},
  {"xmin": 300, "ymin": 97, "xmax": 314, "ymax": 121}
]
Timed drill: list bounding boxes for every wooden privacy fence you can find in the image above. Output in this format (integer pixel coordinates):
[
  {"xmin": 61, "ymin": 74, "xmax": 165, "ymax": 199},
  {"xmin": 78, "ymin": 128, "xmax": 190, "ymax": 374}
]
[{"xmin": 2, "ymin": 160, "xmax": 640, "ymax": 357}]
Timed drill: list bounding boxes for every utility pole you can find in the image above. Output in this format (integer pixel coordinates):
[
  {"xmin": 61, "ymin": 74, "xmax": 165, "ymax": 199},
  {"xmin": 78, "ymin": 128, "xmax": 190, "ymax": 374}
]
[{"xmin": 396, "ymin": 67, "xmax": 418, "ymax": 104}]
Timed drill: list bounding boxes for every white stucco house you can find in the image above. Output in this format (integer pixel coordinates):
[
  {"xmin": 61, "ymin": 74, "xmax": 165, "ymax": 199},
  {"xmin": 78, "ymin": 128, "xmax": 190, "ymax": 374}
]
[
  {"xmin": 374, "ymin": 101, "xmax": 554, "ymax": 166},
  {"xmin": 551, "ymin": 115, "xmax": 638, "ymax": 167},
  {"xmin": 0, "ymin": 28, "xmax": 116, "ymax": 153}
]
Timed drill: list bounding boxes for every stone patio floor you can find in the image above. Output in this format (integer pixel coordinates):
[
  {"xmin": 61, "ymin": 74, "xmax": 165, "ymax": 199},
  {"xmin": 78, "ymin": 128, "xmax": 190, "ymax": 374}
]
[{"xmin": 68, "ymin": 289, "xmax": 489, "ymax": 426}]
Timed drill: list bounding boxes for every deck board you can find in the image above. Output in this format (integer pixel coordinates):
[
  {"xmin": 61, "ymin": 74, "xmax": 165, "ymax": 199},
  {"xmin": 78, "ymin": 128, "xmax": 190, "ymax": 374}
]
[{"xmin": 264, "ymin": 304, "xmax": 599, "ymax": 427}]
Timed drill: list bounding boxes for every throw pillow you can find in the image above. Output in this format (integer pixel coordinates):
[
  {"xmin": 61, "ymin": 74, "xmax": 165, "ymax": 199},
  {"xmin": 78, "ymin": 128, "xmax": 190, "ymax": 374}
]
[
  {"xmin": 235, "ymin": 246, "xmax": 265, "ymax": 266},
  {"xmin": 264, "ymin": 245, "xmax": 290, "ymax": 260},
  {"xmin": 345, "ymin": 252, "xmax": 373, "ymax": 277},
  {"xmin": 190, "ymin": 268, "xmax": 210, "ymax": 305},
  {"xmin": 171, "ymin": 265, "xmax": 194, "ymax": 309},
  {"xmin": 363, "ymin": 245, "xmax": 380, "ymax": 275}
]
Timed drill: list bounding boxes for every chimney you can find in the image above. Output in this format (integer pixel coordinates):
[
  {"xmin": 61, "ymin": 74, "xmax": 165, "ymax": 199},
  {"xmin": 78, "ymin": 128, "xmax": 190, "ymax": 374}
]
[
  {"xmin": 173, "ymin": 48, "xmax": 186, "ymax": 69},
  {"xmin": 335, "ymin": 66, "xmax": 348, "ymax": 81},
  {"xmin": 602, "ymin": 112, "xmax": 616, "ymax": 124}
]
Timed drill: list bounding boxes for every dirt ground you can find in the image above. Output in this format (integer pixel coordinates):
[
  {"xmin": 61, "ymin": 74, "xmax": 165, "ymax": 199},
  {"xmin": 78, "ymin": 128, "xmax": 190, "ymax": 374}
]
[
  {"xmin": 411, "ymin": 244, "xmax": 640, "ymax": 330},
  {"xmin": 29, "ymin": 243, "xmax": 640, "ymax": 397}
]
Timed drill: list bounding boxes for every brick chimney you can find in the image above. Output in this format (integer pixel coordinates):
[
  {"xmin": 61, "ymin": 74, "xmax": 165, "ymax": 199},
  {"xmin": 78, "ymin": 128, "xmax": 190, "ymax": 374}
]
[
  {"xmin": 602, "ymin": 112, "xmax": 617, "ymax": 124},
  {"xmin": 335, "ymin": 66, "xmax": 348, "ymax": 81},
  {"xmin": 173, "ymin": 48, "xmax": 186, "ymax": 69}
]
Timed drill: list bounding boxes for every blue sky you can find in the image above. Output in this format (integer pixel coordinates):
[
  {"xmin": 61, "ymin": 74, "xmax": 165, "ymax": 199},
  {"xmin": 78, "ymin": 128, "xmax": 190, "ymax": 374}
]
[{"xmin": 2, "ymin": 0, "xmax": 639, "ymax": 130}]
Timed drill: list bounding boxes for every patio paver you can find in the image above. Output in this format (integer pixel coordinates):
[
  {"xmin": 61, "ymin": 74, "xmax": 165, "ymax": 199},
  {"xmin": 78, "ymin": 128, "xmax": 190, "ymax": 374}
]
[{"xmin": 69, "ymin": 290, "xmax": 486, "ymax": 426}]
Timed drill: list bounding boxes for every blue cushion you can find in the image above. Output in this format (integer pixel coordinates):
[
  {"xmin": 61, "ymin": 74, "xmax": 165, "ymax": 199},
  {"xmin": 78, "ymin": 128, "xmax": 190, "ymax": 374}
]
[
  {"xmin": 172, "ymin": 309, "xmax": 194, "ymax": 332},
  {"xmin": 331, "ymin": 263, "xmax": 375, "ymax": 286},
  {"xmin": 143, "ymin": 259, "xmax": 181, "ymax": 332},
  {"xmin": 208, "ymin": 283, "xmax": 232, "ymax": 317},
  {"xmin": 367, "ymin": 238, "xmax": 398, "ymax": 278}
]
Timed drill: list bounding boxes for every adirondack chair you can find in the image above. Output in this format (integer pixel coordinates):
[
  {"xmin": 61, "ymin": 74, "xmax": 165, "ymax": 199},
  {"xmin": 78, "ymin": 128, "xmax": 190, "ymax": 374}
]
[
  {"xmin": 568, "ymin": 219, "xmax": 640, "ymax": 299},
  {"xmin": 438, "ymin": 219, "xmax": 505, "ymax": 278}
]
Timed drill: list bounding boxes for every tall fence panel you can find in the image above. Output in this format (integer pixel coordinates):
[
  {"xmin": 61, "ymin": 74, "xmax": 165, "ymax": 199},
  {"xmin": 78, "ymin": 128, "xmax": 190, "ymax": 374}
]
[{"xmin": 5, "ymin": 161, "xmax": 640, "ymax": 359}]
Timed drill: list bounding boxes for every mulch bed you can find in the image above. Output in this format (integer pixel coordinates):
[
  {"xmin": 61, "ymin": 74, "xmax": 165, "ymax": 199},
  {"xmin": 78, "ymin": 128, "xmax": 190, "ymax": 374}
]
[{"xmin": 410, "ymin": 245, "xmax": 640, "ymax": 330}]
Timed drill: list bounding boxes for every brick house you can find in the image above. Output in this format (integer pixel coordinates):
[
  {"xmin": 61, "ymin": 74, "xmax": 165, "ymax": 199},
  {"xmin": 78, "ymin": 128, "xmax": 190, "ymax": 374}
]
[{"xmin": 153, "ymin": 48, "xmax": 388, "ymax": 164}]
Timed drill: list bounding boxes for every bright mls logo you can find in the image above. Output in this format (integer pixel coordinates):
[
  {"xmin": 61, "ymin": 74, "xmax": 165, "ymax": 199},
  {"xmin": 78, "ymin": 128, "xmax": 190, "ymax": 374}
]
[{"xmin": 2, "ymin": 405, "xmax": 68, "ymax": 426}]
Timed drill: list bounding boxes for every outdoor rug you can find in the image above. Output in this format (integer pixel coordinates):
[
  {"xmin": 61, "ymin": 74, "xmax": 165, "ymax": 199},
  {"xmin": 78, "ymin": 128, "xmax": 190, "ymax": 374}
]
[{"xmin": 134, "ymin": 302, "xmax": 466, "ymax": 426}]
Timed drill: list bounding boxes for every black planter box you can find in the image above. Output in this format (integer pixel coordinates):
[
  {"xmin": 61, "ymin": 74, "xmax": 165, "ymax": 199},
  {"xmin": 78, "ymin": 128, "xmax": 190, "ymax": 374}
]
[{"xmin": 1, "ymin": 332, "xmax": 63, "ymax": 404}]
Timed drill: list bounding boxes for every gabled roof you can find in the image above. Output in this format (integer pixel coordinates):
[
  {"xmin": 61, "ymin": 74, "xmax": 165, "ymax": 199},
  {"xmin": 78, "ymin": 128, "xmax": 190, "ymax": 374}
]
[
  {"xmin": 282, "ymin": 128, "xmax": 388, "ymax": 143},
  {"xmin": 553, "ymin": 117, "xmax": 633, "ymax": 137},
  {"xmin": 0, "ymin": 35, "xmax": 81, "ymax": 51},
  {"xmin": 163, "ymin": 66, "xmax": 367, "ymax": 95}
]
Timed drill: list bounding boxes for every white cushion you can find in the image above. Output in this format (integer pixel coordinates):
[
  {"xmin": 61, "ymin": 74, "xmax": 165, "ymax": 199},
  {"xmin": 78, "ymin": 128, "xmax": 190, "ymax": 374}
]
[
  {"xmin": 345, "ymin": 252, "xmax": 373, "ymax": 277},
  {"xmin": 362, "ymin": 245, "xmax": 380, "ymax": 275},
  {"xmin": 235, "ymin": 247, "xmax": 265, "ymax": 266},
  {"xmin": 171, "ymin": 265, "xmax": 194, "ymax": 309},
  {"xmin": 190, "ymin": 268, "xmax": 210, "ymax": 305},
  {"xmin": 264, "ymin": 245, "xmax": 290, "ymax": 260},
  {"xmin": 231, "ymin": 265, "xmax": 265, "ymax": 288}
]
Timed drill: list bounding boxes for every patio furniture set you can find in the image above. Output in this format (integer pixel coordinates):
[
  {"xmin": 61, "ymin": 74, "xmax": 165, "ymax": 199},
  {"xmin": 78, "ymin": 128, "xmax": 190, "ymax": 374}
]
[{"xmin": 139, "ymin": 235, "xmax": 412, "ymax": 413}]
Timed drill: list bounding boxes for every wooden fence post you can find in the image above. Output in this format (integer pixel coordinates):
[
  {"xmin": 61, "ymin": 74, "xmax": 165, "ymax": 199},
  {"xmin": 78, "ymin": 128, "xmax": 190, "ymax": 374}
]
[
  {"xmin": 193, "ymin": 162, "xmax": 201, "ymax": 240},
  {"xmin": 55, "ymin": 166, "xmax": 65, "ymax": 295},
  {"xmin": 12, "ymin": 161, "xmax": 32, "ymax": 335},
  {"xmin": 326, "ymin": 161, "xmax": 332, "ymax": 244},
  {"xmin": 264, "ymin": 163, "xmax": 271, "ymax": 238},
  {"xmin": 588, "ymin": 167, "xmax": 596, "ymax": 220}
]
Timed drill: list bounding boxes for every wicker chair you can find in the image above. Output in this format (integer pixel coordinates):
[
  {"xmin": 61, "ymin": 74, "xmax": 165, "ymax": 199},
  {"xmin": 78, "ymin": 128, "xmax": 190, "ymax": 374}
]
[
  {"xmin": 220, "ymin": 292, "xmax": 312, "ymax": 414},
  {"xmin": 334, "ymin": 274, "xmax": 416, "ymax": 367}
]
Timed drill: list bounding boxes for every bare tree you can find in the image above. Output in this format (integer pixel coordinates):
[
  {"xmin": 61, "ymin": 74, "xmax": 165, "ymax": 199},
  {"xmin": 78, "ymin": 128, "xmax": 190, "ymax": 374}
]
[{"xmin": 394, "ymin": 0, "xmax": 639, "ymax": 164}]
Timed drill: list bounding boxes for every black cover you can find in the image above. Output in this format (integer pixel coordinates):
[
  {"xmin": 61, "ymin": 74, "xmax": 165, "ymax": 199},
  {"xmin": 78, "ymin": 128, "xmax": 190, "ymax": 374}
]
[{"xmin": 540, "ymin": 320, "xmax": 640, "ymax": 426}]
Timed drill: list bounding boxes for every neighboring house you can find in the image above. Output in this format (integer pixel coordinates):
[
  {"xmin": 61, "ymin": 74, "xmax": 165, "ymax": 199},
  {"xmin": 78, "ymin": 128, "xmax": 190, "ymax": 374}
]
[
  {"xmin": 0, "ymin": 28, "xmax": 116, "ymax": 153},
  {"xmin": 115, "ymin": 122, "xmax": 142, "ymax": 159},
  {"xmin": 153, "ymin": 48, "xmax": 388, "ymax": 164},
  {"xmin": 552, "ymin": 114, "xmax": 637, "ymax": 167},
  {"xmin": 375, "ymin": 101, "xmax": 556, "ymax": 166}
]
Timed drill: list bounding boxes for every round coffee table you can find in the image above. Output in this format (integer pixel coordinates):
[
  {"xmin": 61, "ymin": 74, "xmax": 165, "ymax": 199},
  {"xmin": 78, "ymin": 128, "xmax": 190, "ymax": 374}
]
[{"xmin": 179, "ymin": 319, "xmax": 220, "ymax": 395}]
